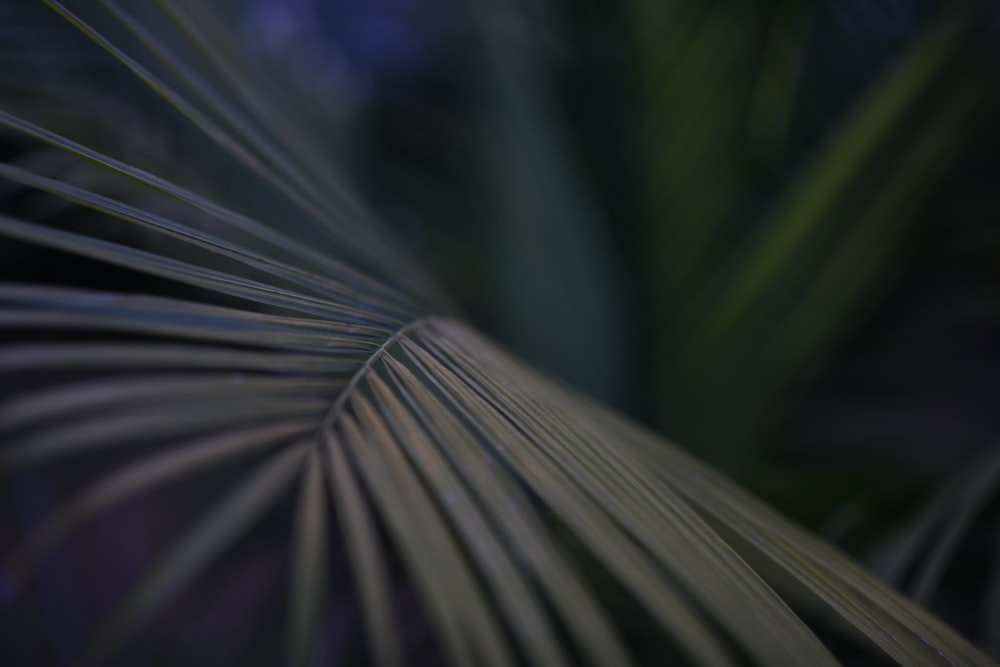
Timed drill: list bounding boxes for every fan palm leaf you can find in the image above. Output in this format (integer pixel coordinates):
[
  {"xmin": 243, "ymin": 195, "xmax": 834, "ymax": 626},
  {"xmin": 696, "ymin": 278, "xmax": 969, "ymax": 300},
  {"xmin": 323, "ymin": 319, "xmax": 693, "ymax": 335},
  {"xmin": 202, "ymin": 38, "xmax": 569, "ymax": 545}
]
[{"xmin": 0, "ymin": 1, "xmax": 995, "ymax": 665}]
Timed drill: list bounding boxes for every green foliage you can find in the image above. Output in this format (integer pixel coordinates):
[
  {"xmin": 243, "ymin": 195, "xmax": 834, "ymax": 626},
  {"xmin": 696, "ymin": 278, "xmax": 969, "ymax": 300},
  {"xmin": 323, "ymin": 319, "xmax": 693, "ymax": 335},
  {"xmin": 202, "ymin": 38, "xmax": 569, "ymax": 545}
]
[
  {"xmin": 630, "ymin": 0, "xmax": 991, "ymax": 463},
  {"xmin": 0, "ymin": 1, "xmax": 997, "ymax": 666}
]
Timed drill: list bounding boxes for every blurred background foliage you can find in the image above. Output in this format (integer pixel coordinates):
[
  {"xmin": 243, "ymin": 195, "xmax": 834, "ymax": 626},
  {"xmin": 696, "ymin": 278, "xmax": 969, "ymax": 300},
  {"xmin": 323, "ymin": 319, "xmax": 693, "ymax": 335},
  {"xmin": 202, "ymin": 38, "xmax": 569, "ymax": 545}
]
[{"xmin": 2, "ymin": 0, "xmax": 1000, "ymax": 660}]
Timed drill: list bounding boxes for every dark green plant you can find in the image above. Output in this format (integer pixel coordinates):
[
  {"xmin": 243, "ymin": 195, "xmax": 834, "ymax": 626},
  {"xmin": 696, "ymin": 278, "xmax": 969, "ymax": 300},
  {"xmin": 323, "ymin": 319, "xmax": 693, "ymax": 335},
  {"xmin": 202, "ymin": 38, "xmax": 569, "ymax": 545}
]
[{"xmin": 0, "ymin": 1, "xmax": 996, "ymax": 666}]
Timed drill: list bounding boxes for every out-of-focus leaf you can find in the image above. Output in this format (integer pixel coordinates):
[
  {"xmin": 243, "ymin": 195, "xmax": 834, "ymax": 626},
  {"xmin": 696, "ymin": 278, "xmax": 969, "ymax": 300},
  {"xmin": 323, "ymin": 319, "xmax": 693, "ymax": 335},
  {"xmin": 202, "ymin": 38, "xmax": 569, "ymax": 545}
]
[
  {"xmin": 873, "ymin": 445, "xmax": 1000, "ymax": 604},
  {"xmin": 80, "ymin": 444, "xmax": 307, "ymax": 667},
  {"xmin": 630, "ymin": 0, "xmax": 988, "ymax": 462},
  {"xmin": 286, "ymin": 448, "xmax": 328, "ymax": 667},
  {"xmin": 466, "ymin": 0, "xmax": 631, "ymax": 406},
  {"xmin": 986, "ymin": 548, "xmax": 1000, "ymax": 657}
]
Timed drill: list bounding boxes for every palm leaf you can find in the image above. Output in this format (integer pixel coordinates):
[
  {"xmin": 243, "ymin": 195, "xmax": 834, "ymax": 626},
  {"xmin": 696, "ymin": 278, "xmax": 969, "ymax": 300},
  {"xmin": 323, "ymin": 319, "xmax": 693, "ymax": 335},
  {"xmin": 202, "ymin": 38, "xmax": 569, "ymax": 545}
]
[
  {"xmin": 630, "ymin": 0, "xmax": 989, "ymax": 461},
  {"xmin": 0, "ymin": 1, "xmax": 995, "ymax": 666},
  {"xmin": 874, "ymin": 445, "xmax": 1000, "ymax": 607}
]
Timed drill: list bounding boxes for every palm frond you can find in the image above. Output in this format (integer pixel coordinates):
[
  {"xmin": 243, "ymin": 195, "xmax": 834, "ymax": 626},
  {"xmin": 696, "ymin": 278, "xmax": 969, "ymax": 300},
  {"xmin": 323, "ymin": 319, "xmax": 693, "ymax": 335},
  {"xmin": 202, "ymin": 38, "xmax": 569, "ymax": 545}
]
[
  {"xmin": 874, "ymin": 445, "xmax": 1000, "ymax": 604},
  {"xmin": 1, "ymin": 2, "xmax": 996, "ymax": 666},
  {"xmin": 632, "ymin": 0, "xmax": 990, "ymax": 460}
]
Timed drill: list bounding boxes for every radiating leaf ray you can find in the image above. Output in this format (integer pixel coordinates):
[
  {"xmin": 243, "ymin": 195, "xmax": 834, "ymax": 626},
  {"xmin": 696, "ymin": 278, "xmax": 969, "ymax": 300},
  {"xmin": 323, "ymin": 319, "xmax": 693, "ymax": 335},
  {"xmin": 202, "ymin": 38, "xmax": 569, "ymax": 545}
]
[
  {"xmin": 102, "ymin": 0, "xmax": 334, "ymax": 205},
  {"xmin": 0, "ymin": 110, "xmax": 435, "ymax": 311},
  {"xmin": 81, "ymin": 444, "xmax": 308, "ymax": 667},
  {"xmin": 384, "ymin": 351, "xmax": 633, "ymax": 667},
  {"xmin": 0, "ymin": 400, "xmax": 324, "ymax": 473},
  {"xmin": 0, "ymin": 162, "xmax": 419, "ymax": 320},
  {"xmin": 0, "ymin": 284, "xmax": 391, "ymax": 342},
  {"xmin": 417, "ymin": 320, "xmax": 998, "ymax": 665},
  {"xmin": 286, "ymin": 448, "xmax": 328, "ymax": 667},
  {"xmin": 153, "ymin": 0, "xmax": 362, "ymax": 219},
  {"xmin": 588, "ymin": 406, "xmax": 996, "ymax": 666},
  {"xmin": 323, "ymin": 429, "xmax": 401, "ymax": 667},
  {"xmin": 0, "ymin": 342, "xmax": 346, "ymax": 374},
  {"xmin": 368, "ymin": 369, "xmax": 570, "ymax": 667},
  {"xmin": 40, "ymin": 0, "xmax": 346, "ymax": 242},
  {"xmin": 98, "ymin": 0, "xmax": 404, "ymax": 280},
  {"xmin": 350, "ymin": 391, "xmax": 517, "ymax": 667},
  {"xmin": 418, "ymin": 324, "xmax": 838, "ymax": 667},
  {"xmin": 985, "ymin": 559, "xmax": 1000, "ymax": 658},
  {"xmin": 579, "ymin": 343, "xmax": 982, "ymax": 663},
  {"xmin": 0, "ymin": 375, "xmax": 339, "ymax": 429},
  {"xmin": 909, "ymin": 448, "xmax": 1000, "ymax": 604},
  {"xmin": 399, "ymin": 335, "xmax": 736, "ymax": 667},
  {"xmin": 335, "ymin": 412, "xmax": 473, "ymax": 667},
  {"xmin": 5, "ymin": 420, "xmax": 314, "ymax": 584},
  {"xmin": 0, "ymin": 213, "xmax": 404, "ymax": 326},
  {"xmin": 0, "ymin": 309, "xmax": 371, "ymax": 354},
  {"xmin": 43, "ymin": 0, "xmax": 429, "ymax": 293}
]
